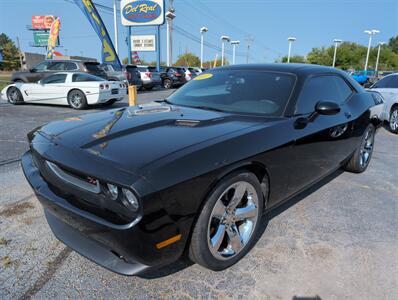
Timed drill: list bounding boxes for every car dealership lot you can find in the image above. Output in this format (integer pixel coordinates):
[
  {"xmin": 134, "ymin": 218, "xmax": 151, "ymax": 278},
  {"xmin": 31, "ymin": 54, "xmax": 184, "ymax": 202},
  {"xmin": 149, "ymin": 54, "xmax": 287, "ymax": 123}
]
[{"xmin": 1, "ymin": 90, "xmax": 397, "ymax": 299}]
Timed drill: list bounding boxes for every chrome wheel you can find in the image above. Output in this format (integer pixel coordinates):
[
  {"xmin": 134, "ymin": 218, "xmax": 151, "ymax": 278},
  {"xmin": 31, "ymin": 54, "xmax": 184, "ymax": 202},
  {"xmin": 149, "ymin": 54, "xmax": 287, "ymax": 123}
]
[
  {"xmin": 70, "ymin": 93, "xmax": 82, "ymax": 108},
  {"xmin": 359, "ymin": 126, "xmax": 374, "ymax": 167},
  {"xmin": 7, "ymin": 88, "xmax": 20, "ymax": 103},
  {"xmin": 207, "ymin": 181, "xmax": 259, "ymax": 260},
  {"xmin": 390, "ymin": 109, "xmax": 398, "ymax": 132}
]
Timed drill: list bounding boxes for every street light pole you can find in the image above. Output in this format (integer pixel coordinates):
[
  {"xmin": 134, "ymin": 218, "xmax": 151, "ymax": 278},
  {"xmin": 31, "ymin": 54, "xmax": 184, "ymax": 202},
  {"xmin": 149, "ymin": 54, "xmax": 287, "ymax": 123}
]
[
  {"xmin": 230, "ymin": 40, "xmax": 240, "ymax": 64},
  {"xmin": 113, "ymin": 0, "xmax": 119, "ymax": 55},
  {"xmin": 375, "ymin": 42, "xmax": 385, "ymax": 74},
  {"xmin": 287, "ymin": 37, "xmax": 296, "ymax": 63},
  {"xmin": 364, "ymin": 29, "xmax": 380, "ymax": 72},
  {"xmin": 220, "ymin": 36, "xmax": 230, "ymax": 66},
  {"xmin": 332, "ymin": 39, "xmax": 342, "ymax": 68},
  {"xmin": 200, "ymin": 27, "xmax": 208, "ymax": 68},
  {"xmin": 166, "ymin": 11, "xmax": 176, "ymax": 66}
]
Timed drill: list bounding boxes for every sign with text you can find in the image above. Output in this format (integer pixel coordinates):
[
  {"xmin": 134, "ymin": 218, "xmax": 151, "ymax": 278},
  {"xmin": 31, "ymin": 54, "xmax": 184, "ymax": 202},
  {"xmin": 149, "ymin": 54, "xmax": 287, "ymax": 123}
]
[
  {"xmin": 31, "ymin": 15, "xmax": 56, "ymax": 29},
  {"xmin": 33, "ymin": 31, "xmax": 60, "ymax": 47},
  {"xmin": 120, "ymin": 0, "xmax": 165, "ymax": 26},
  {"xmin": 131, "ymin": 35, "xmax": 156, "ymax": 51}
]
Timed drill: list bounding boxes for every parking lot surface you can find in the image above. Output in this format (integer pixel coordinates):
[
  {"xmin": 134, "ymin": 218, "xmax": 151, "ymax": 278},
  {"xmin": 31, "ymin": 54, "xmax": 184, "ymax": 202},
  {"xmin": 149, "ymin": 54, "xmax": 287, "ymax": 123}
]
[{"xmin": 1, "ymin": 90, "xmax": 397, "ymax": 299}]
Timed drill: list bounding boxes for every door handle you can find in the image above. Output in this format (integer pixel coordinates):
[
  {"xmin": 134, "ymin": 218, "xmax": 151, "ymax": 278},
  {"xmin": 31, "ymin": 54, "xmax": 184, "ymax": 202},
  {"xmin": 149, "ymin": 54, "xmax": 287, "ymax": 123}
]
[{"xmin": 345, "ymin": 112, "xmax": 352, "ymax": 119}]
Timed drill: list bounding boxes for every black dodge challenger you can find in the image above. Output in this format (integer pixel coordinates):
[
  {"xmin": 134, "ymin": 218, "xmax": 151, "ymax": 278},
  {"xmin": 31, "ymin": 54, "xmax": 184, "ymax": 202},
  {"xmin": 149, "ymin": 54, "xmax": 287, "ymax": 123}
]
[{"xmin": 22, "ymin": 64, "xmax": 378, "ymax": 275}]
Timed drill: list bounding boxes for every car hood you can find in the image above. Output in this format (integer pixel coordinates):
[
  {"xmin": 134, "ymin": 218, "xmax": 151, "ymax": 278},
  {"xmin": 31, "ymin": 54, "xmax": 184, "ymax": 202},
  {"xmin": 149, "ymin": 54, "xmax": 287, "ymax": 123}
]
[{"xmin": 35, "ymin": 104, "xmax": 266, "ymax": 173}]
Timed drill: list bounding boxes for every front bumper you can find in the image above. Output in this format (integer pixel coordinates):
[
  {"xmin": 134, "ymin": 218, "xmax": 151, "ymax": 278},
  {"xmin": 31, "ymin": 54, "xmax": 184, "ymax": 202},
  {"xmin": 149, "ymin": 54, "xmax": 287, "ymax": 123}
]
[{"xmin": 21, "ymin": 150, "xmax": 187, "ymax": 275}]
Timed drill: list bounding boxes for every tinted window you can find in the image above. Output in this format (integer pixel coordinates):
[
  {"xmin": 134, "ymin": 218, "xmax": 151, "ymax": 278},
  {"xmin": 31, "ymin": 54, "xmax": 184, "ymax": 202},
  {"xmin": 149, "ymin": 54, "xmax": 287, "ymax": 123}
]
[
  {"xmin": 41, "ymin": 74, "xmax": 67, "ymax": 84},
  {"xmin": 48, "ymin": 62, "xmax": 66, "ymax": 71},
  {"xmin": 137, "ymin": 67, "xmax": 148, "ymax": 72},
  {"xmin": 72, "ymin": 73, "xmax": 103, "ymax": 82},
  {"xmin": 33, "ymin": 61, "xmax": 50, "ymax": 71},
  {"xmin": 167, "ymin": 70, "xmax": 296, "ymax": 116},
  {"xmin": 66, "ymin": 62, "xmax": 78, "ymax": 70},
  {"xmin": 111, "ymin": 64, "xmax": 122, "ymax": 71},
  {"xmin": 369, "ymin": 92, "xmax": 384, "ymax": 105},
  {"xmin": 148, "ymin": 67, "xmax": 157, "ymax": 72},
  {"xmin": 296, "ymin": 75, "xmax": 353, "ymax": 115},
  {"xmin": 84, "ymin": 62, "xmax": 101, "ymax": 71},
  {"xmin": 374, "ymin": 75, "xmax": 398, "ymax": 88}
]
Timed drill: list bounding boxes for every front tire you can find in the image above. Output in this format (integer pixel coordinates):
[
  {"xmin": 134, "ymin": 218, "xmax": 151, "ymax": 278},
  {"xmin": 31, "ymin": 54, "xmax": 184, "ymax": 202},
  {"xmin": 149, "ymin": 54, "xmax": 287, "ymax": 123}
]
[
  {"xmin": 189, "ymin": 171, "xmax": 264, "ymax": 271},
  {"xmin": 344, "ymin": 123, "xmax": 375, "ymax": 173},
  {"xmin": 389, "ymin": 106, "xmax": 398, "ymax": 134},
  {"xmin": 6, "ymin": 87, "xmax": 24, "ymax": 105},
  {"xmin": 67, "ymin": 90, "xmax": 87, "ymax": 110}
]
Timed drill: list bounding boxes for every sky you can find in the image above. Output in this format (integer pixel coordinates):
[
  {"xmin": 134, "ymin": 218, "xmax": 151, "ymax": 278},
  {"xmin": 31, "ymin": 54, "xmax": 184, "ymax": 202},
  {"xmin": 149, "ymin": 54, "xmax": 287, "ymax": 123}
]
[{"xmin": 0, "ymin": 0, "xmax": 397, "ymax": 65}]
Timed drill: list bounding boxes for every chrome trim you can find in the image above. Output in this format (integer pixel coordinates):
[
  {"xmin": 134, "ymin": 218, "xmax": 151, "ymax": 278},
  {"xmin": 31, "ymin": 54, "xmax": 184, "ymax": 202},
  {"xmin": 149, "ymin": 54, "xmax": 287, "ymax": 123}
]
[{"xmin": 46, "ymin": 161, "xmax": 100, "ymax": 194}]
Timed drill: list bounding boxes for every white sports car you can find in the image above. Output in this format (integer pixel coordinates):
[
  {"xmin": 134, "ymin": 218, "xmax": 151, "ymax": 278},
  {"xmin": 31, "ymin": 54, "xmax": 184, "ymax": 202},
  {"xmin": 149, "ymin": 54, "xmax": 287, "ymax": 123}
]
[
  {"xmin": 1, "ymin": 72, "xmax": 127, "ymax": 110},
  {"xmin": 369, "ymin": 73, "xmax": 398, "ymax": 133}
]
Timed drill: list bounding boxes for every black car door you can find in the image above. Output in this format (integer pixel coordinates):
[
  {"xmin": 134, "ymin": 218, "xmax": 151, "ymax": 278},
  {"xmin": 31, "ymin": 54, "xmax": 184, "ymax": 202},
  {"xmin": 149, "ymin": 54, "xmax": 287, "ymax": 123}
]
[{"xmin": 286, "ymin": 74, "xmax": 357, "ymax": 195}]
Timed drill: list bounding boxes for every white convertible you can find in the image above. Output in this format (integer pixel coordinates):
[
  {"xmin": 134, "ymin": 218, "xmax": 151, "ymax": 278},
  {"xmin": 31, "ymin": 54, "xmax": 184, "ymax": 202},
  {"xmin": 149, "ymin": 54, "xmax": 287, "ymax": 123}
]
[
  {"xmin": 369, "ymin": 73, "xmax": 398, "ymax": 133},
  {"xmin": 1, "ymin": 72, "xmax": 127, "ymax": 110}
]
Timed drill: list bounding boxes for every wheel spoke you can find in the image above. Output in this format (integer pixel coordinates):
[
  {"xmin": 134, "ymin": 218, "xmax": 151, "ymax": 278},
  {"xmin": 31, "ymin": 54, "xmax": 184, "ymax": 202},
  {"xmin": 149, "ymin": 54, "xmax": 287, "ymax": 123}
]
[
  {"xmin": 212, "ymin": 199, "xmax": 226, "ymax": 220},
  {"xmin": 210, "ymin": 223, "xmax": 226, "ymax": 251},
  {"xmin": 226, "ymin": 224, "xmax": 244, "ymax": 253},
  {"xmin": 235, "ymin": 203, "xmax": 257, "ymax": 221},
  {"xmin": 227, "ymin": 182, "xmax": 247, "ymax": 210}
]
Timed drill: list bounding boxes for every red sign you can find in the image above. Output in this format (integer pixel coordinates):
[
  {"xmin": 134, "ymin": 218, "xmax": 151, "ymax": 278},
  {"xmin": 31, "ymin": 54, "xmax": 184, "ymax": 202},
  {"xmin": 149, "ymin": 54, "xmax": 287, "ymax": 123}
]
[{"xmin": 31, "ymin": 15, "xmax": 56, "ymax": 29}]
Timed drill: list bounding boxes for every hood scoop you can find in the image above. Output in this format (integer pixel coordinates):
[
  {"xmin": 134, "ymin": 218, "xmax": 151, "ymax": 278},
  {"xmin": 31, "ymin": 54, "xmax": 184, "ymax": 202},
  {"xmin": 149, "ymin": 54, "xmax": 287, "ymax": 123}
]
[
  {"xmin": 175, "ymin": 119, "xmax": 200, "ymax": 127},
  {"xmin": 128, "ymin": 105, "xmax": 171, "ymax": 116}
]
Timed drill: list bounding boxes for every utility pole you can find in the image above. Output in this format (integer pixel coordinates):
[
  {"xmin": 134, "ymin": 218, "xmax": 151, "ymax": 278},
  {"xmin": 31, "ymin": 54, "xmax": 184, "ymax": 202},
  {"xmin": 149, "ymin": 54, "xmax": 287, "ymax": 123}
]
[
  {"xmin": 220, "ymin": 36, "xmax": 230, "ymax": 66},
  {"xmin": 200, "ymin": 27, "xmax": 208, "ymax": 68},
  {"xmin": 332, "ymin": 39, "xmax": 342, "ymax": 68},
  {"xmin": 364, "ymin": 29, "xmax": 380, "ymax": 72},
  {"xmin": 375, "ymin": 42, "xmax": 386, "ymax": 74},
  {"xmin": 245, "ymin": 36, "xmax": 254, "ymax": 64},
  {"xmin": 113, "ymin": 0, "xmax": 119, "ymax": 55},
  {"xmin": 231, "ymin": 40, "xmax": 240, "ymax": 65},
  {"xmin": 16, "ymin": 37, "xmax": 23, "ymax": 70},
  {"xmin": 287, "ymin": 37, "xmax": 296, "ymax": 63}
]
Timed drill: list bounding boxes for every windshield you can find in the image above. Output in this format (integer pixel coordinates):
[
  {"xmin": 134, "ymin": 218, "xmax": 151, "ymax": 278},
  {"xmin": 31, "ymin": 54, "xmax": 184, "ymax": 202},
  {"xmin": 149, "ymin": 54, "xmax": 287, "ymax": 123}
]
[{"xmin": 166, "ymin": 70, "xmax": 296, "ymax": 116}]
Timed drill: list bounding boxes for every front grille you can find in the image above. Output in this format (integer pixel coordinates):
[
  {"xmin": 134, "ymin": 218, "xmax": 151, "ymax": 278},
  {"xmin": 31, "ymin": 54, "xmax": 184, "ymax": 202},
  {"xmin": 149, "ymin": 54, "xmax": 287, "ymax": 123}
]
[{"xmin": 46, "ymin": 161, "xmax": 100, "ymax": 194}]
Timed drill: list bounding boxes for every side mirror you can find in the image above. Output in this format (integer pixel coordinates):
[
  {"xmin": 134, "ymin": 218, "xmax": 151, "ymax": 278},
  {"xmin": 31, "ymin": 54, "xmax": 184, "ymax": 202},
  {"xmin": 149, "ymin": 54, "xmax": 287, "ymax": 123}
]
[{"xmin": 315, "ymin": 101, "xmax": 341, "ymax": 116}]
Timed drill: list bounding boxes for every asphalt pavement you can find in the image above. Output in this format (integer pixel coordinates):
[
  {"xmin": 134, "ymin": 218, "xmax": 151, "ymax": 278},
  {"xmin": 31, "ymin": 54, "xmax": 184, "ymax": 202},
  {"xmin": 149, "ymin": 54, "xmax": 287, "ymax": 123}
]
[{"xmin": 0, "ymin": 90, "xmax": 397, "ymax": 299}]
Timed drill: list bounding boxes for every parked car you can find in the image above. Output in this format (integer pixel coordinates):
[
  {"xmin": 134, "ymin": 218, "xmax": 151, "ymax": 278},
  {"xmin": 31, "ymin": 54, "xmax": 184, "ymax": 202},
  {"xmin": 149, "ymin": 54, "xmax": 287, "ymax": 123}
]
[
  {"xmin": 160, "ymin": 67, "xmax": 187, "ymax": 89},
  {"xmin": 176, "ymin": 66, "xmax": 195, "ymax": 81},
  {"xmin": 21, "ymin": 64, "xmax": 379, "ymax": 276},
  {"xmin": 124, "ymin": 65, "xmax": 142, "ymax": 89},
  {"xmin": 11, "ymin": 60, "xmax": 108, "ymax": 83},
  {"xmin": 368, "ymin": 73, "xmax": 398, "ymax": 133},
  {"xmin": 2, "ymin": 72, "xmax": 126, "ymax": 109},
  {"xmin": 99, "ymin": 63, "xmax": 129, "ymax": 86},
  {"xmin": 188, "ymin": 67, "xmax": 203, "ymax": 75},
  {"xmin": 136, "ymin": 65, "xmax": 162, "ymax": 90}
]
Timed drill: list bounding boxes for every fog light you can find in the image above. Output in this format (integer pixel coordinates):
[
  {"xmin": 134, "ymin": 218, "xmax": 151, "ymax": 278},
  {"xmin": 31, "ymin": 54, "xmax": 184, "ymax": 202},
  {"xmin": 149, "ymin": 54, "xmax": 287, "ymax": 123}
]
[
  {"xmin": 122, "ymin": 189, "xmax": 139, "ymax": 211},
  {"xmin": 107, "ymin": 183, "xmax": 118, "ymax": 200}
]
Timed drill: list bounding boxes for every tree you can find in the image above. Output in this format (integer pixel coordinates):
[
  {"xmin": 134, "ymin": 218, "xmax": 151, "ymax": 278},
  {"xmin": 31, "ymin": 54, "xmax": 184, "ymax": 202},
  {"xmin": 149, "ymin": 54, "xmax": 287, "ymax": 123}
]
[
  {"xmin": 174, "ymin": 52, "xmax": 200, "ymax": 67},
  {"xmin": 202, "ymin": 58, "xmax": 229, "ymax": 68},
  {"xmin": 388, "ymin": 36, "xmax": 398, "ymax": 54},
  {"xmin": 0, "ymin": 33, "xmax": 20, "ymax": 71},
  {"xmin": 279, "ymin": 55, "xmax": 306, "ymax": 63}
]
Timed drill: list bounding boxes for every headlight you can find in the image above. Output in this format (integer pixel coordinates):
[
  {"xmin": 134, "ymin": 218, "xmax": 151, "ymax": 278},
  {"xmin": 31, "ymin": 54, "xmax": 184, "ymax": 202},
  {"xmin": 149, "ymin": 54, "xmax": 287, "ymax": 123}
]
[
  {"xmin": 107, "ymin": 183, "xmax": 119, "ymax": 200},
  {"xmin": 122, "ymin": 188, "xmax": 139, "ymax": 212}
]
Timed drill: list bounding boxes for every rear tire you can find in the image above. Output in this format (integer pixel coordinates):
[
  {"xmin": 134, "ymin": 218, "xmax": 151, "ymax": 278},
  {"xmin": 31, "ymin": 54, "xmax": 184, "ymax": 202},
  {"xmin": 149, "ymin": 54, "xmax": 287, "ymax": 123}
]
[
  {"xmin": 163, "ymin": 79, "xmax": 172, "ymax": 89},
  {"xmin": 189, "ymin": 171, "xmax": 263, "ymax": 271},
  {"xmin": 6, "ymin": 86, "xmax": 24, "ymax": 105},
  {"xmin": 344, "ymin": 123, "xmax": 375, "ymax": 173},
  {"xmin": 67, "ymin": 90, "xmax": 87, "ymax": 110},
  {"xmin": 388, "ymin": 106, "xmax": 398, "ymax": 134}
]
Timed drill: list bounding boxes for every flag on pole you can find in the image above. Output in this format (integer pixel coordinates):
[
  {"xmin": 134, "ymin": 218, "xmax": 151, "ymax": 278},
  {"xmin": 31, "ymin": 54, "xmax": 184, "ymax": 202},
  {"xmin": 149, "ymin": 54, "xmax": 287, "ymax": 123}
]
[
  {"xmin": 131, "ymin": 51, "xmax": 141, "ymax": 64},
  {"xmin": 73, "ymin": 0, "xmax": 121, "ymax": 67},
  {"xmin": 46, "ymin": 18, "xmax": 61, "ymax": 59}
]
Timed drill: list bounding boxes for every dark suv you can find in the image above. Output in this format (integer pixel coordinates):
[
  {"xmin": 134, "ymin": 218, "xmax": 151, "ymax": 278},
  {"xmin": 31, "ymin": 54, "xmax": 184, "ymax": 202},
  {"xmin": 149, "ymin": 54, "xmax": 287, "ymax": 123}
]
[
  {"xmin": 11, "ymin": 60, "xmax": 107, "ymax": 83},
  {"xmin": 160, "ymin": 67, "xmax": 187, "ymax": 89}
]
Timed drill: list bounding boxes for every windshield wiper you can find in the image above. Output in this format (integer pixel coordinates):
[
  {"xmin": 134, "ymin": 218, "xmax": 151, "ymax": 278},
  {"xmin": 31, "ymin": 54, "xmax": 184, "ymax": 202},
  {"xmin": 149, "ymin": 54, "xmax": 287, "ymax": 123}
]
[{"xmin": 191, "ymin": 106, "xmax": 226, "ymax": 113}]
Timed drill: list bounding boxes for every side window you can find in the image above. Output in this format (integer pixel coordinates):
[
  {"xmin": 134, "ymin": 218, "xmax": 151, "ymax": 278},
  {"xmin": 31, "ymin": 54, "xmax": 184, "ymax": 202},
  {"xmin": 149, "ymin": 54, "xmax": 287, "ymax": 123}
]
[
  {"xmin": 66, "ymin": 62, "xmax": 78, "ymax": 71},
  {"xmin": 41, "ymin": 74, "xmax": 67, "ymax": 84},
  {"xmin": 48, "ymin": 62, "xmax": 66, "ymax": 71},
  {"xmin": 386, "ymin": 76, "xmax": 398, "ymax": 88},
  {"xmin": 296, "ymin": 76, "xmax": 352, "ymax": 115},
  {"xmin": 373, "ymin": 76, "xmax": 392, "ymax": 88},
  {"xmin": 34, "ymin": 61, "xmax": 50, "ymax": 71}
]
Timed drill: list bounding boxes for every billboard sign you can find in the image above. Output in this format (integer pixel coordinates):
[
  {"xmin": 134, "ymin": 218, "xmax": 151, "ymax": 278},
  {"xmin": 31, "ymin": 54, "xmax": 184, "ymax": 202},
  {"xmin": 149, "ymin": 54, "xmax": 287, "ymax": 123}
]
[
  {"xmin": 131, "ymin": 35, "xmax": 156, "ymax": 51},
  {"xmin": 31, "ymin": 15, "xmax": 56, "ymax": 29},
  {"xmin": 33, "ymin": 31, "xmax": 60, "ymax": 47},
  {"xmin": 120, "ymin": 0, "xmax": 165, "ymax": 26}
]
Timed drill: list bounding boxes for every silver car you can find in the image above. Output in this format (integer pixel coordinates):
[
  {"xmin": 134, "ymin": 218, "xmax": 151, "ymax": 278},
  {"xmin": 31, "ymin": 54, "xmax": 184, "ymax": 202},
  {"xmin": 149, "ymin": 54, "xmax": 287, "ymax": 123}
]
[
  {"xmin": 136, "ymin": 66, "xmax": 162, "ymax": 90},
  {"xmin": 369, "ymin": 73, "xmax": 398, "ymax": 133}
]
